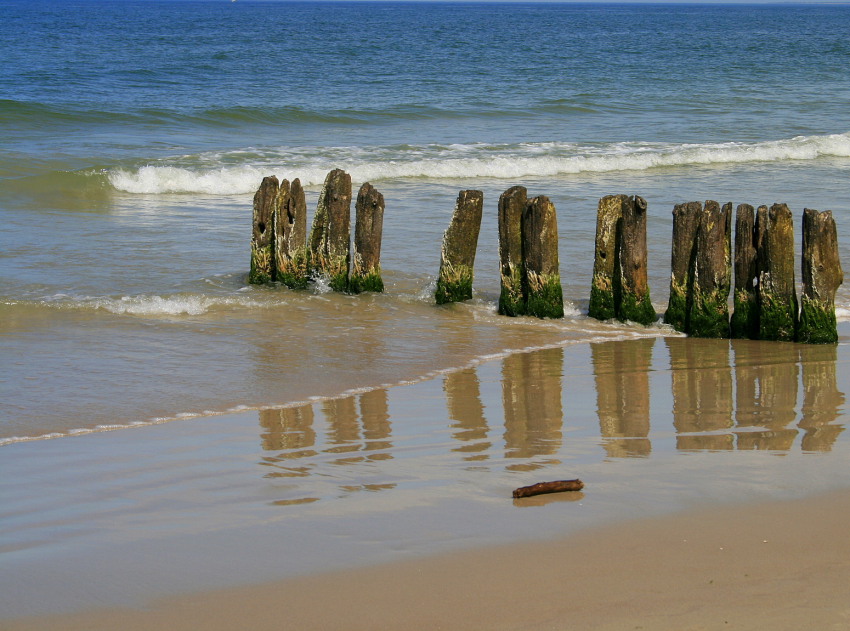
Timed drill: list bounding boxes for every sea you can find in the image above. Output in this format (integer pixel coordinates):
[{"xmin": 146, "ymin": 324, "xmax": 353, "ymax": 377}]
[{"xmin": 4, "ymin": 0, "xmax": 850, "ymax": 616}]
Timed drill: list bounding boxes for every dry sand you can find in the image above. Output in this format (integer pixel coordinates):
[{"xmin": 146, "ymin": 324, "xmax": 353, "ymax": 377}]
[{"xmin": 8, "ymin": 489, "xmax": 850, "ymax": 631}]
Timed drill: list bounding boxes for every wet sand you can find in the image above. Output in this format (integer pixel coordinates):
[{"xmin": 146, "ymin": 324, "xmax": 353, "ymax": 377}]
[{"xmin": 8, "ymin": 489, "xmax": 850, "ymax": 631}]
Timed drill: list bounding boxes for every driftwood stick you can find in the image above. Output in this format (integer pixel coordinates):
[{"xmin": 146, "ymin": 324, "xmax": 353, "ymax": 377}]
[{"xmin": 512, "ymin": 479, "xmax": 584, "ymax": 499}]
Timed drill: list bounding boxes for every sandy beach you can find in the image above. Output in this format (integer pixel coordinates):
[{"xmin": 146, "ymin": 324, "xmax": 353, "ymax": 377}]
[{"xmin": 7, "ymin": 489, "xmax": 850, "ymax": 631}]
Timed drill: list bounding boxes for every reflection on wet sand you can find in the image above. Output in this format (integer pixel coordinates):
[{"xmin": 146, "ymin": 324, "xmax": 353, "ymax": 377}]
[
  {"xmin": 445, "ymin": 368, "xmax": 490, "ymax": 461},
  {"xmin": 501, "ymin": 347, "xmax": 564, "ymax": 471},
  {"xmin": 591, "ymin": 339, "xmax": 653, "ymax": 457},
  {"xmin": 799, "ymin": 344, "xmax": 845, "ymax": 452}
]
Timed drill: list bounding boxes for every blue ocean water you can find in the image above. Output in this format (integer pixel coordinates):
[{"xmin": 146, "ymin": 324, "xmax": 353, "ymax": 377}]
[{"xmin": 1, "ymin": 1, "xmax": 850, "ymax": 441}]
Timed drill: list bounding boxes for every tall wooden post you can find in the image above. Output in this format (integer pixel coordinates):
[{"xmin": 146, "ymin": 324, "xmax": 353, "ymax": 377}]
[
  {"xmin": 688, "ymin": 201, "xmax": 732, "ymax": 338},
  {"xmin": 588, "ymin": 194, "xmax": 625, "ymax": 321},
  {"xmin": 730, "ymin": 203, "xmax": 758, "ymax": 339},
  {"xmin": 435, "ymin": 190, "xmax": 484, "ymax": 304},
  {"xmin": 350, "ymin": 182, "xmax": 385, "ymax": 294},
  {"xmin": 664, "ymin": 201, "xmax": 701, "ymax": 332},
  {"xmin": 798, "ymin": 208, "xmax": 843, "ymax": 344},
  {"xmin": 757, "ymin": 203, "xmax": 798, "ymax": 341},
  {"xmin": 522, "ymin": 196, "xmax": 564, "ymax": 319},
  {"xmin": 249, "ymin": 175, "xmax": 279, "ymax": 284},
  {"xmin": 618, "ymin": 195, "xmax": 655, "ymax": 325},
  {"xmin": 274, "ymin": 177, "xmax": 309, "ymax": 289},
  {"xmin": 497, "ymin": 186, "xmax": 527, "ymax": 316},
  {"xmin": 308, "ymin": 169, "xmax": 352, "ymax": 292}
]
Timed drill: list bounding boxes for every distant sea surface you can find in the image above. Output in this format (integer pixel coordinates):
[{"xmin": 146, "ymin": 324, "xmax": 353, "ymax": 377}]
[{"xmin": 2, "ymin": 0, "xmax": 850, "ymax": 442}]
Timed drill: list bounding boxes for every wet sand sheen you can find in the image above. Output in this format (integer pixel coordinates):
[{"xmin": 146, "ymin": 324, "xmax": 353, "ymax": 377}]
[{"xmin": 8, "ymin": 489, "xmax": 850, "ymax": 631}]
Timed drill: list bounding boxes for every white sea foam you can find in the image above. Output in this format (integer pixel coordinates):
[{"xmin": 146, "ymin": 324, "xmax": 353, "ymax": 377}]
[
  {"xmin": 34, "ymin": 293, "xmax": 273, "ymax": 316},
  {"xmin": 107, "ymin": 132, "xmax": 850, "ymax": 195}
]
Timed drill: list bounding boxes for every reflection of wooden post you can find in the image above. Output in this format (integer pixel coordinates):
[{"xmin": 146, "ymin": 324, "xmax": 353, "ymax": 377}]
[
  {"xmin": 592, "ymin": 339, "xmax": 653, "ymax": 457},
  {"xmin": 799, "ymin": 344, "xmax": 845, "ymax": 451},
  {"xmin": 360, "ymin": 389, "xmax": 391, "ymax": 458},
  {"xmin": 522, "ymin": 196, "xmax": 564, "ymax": 319},
  {"xmin": 498, "ymin": 186, "xmax": 527, "ymax": 316},
  {"xmin": 259, "ymin": 405, "xmax": 316, "ymax": 453},
  {"xmin": 275, "ymin": 178, "xmax": 310, "ymax": 289},
  {"xmin": 309, "ymin": 169, "xmax": 352, "ymax": 292},
  {"xmin": 250, "ymin": 175, "xmax": 279, "ymax": 284},
  {"xmin": 798, "ymin": 208, "xmax": 843, "ymax": 344},
  {"xmin": 664, "ymin": 201, "xmax": 701, "ymax": 332},
  {"xmin": 436, "ymin": 190, "xmax": 484, "ymax": 304},
  {"xmin": 619, "ymin": 195, "xmax": 655, "ymax": 325},
  {"xmin": 445, "ymin": 369, "xmax": 490, "ymax": 460},
  {"xmin": 731, "ymin": 203, "xmax": 758, "ymax": 339},
  {"xmin": 756, "ymin": 203, "xmax": 798, "ymax": 341},
  {"xmin": 589, "ymin": 194, "xmax": 624, "ymax": 321},
  {"xmin": 324, "ymin": 397, "xmax": 360, "ymax": 456},
  {"xmin": 350, "ymin": 182, "xmax": 385, "ymax": 294},
  {"xmin": 689, "ymin": 201, "xmax": 732, "ymax": 338},
  {"xmin": 667, "ymin": 337, "xmax": 733, "ymax": 451}
]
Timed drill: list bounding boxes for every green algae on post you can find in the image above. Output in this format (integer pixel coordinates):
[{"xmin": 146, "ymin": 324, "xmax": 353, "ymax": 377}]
[
  {"xmin": 618, "ymin": 195, "xmax": 656, "ymax": 325},
  {"xmin": 522, "ymin": 196, "xmax": 563, "ymax": 319},
  {"xmin": 798, "ymin": 207, "xmax": 843, "ymax": 344},
  {"xmin": 588, "ymin": 194, "xmax": 624, "ymax": 321},
  {"xmin": 688, "ymin": 201, "xmax": 732, "ymax": 338},
  {"xmin": 309, "ymin": 169, "xmax": 352, "ymax": 292},
  {"xmin": 756, "ymin": 203, "xmax": 798, "ymax": 342},
  {"xmin": 664, "ymin": 201, "xmax": 701, "ymax": 333},
  {"xmin": 249, "ymin": 175, "xmax": 279, "ymax": 284},
  {"xmin": 350, "ymin": 182, "xmax": 385, "ymax": 294},
  {"xmin": 730, "ymin": 203, "xmax": 758, "ymax": 339},
  {"xmin": 274, "ymin": 178, "xmax": 310, "ymax": 289},
  {"xmin": 435, "ymin": 190, "xmax": 484, "ymax": 305},
  {"xmin": 497, "ymin": 186, "xmax": 527, "ymax": 316}
]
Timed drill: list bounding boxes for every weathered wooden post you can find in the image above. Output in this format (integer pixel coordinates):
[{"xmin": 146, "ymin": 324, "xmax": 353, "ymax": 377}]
[
  {"xmin": 274, "ymin": 178, "xmax": 309, "ymax": 289},
  {"xmin": 664, "ymin": 201, "xmax": 701, "ymax": 332},
  {"xmin": 522, "ymin": 196, "xmax": 564, "ymax": 319},
  {"xmin": 435, "ymin": 190, "xmax": 484, "ymax": 304},
  {"xmin": 350, "ymin": 182, "xmax": 385, "ymax": 294},
  {"xmin": 688, "ymin": 201, "xmax": 732, "ymax": 338},
  {"xmin": 308, "ymin": 169, "xmax": 352, "ymax": 292},
  {"xmin": 497, "ymin": 186, "xmax": 527, "ymax": 316},
  {"xmin": 756, "ymin": 203, "xmax": 798, "ymax": 341},
  {"xmin": 249, "ymin": 175, "xmax": 279, "ymax": 284},
  {"xmin": 798, "ymin": 208, "xmax": 843, "ymax": 344},
  {"xmin": 618, "ymin": 195, "xmax": 655, "ymax": 325},
  {"xmin": 588, "ymin": 194, "xmax": 624, "ymax": 321},
  {"xmin": 730, "ymin": 203, "xmax": 758, "ymax": 339}
]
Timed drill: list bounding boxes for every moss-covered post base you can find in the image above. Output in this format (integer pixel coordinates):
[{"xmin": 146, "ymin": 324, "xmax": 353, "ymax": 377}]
[
  {"xmin": 798, "ymin": 207, "xmax": 843, "ymax": 344},
  {"xmin": 435, "ymin": 190, "xmax": 484, "ymax": 305},
  {"xmin": 274, "ymin": 178, "xmax": 310, "ymax": 289},
  {"xmin": 756, "ymin": 203, "xmax": 798, "ymax": 342},
  {"xmin": 350, "ymin": 182, "xmax": 385, "ymax": 294},
  {"xmin": 249, "ymin": 175, "xmax": 279, "ymax": 284},
  {"xmin": 588, "ymin": 194, "xmax": 624, "ymax": 321},
  {"xmin": 522, "ymin": 196, "xmax": 563, "ymax": 319},
  {"xmin": 618, "ymin": 195, "xmax": 655, "ymax": 325},
  {"xmin": 730, "ymin": 203, "xmax": 758, "ymax": 339},
  {"xmin": 308, "ymin": 169, "xmax": 352, "ymax": 292},
  {"xmin": 497, "ymin": 186, "xmax": 527, "ymax": 316},
  {"xmin": 664, "ymin": 201, "xmax": 701, "ymax": 332},
  {"xmin": 688, "ymin": 201, "xmax": 732, "ymax": 338}
]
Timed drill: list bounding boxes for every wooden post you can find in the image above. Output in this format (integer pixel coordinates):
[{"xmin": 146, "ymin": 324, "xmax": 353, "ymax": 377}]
[
  {"xmin": 730, "ymin": 203, "xmax": 758, "ymax": 339},
  {"xmin": 798, "ymin": 208, "xmax": 843, "ymax": 344},
  {"xmin": 588, "ymin": 194, "xmax": 625, "ymax": 321},
  {"xmin": 618, "ymin": 195, "xmax": 655, "ymax": 325},
  {"xmin": 435, "ymin": 190, "xmax": 484, "ymax": 304},
  {"xmin": 274, "ymin": 178, "xmax": 309, "ymax": 289},
  {"xmin": 688, "ymin": 201, "xmax": 732, "ymax": 338},
  {"xmin": 308, "ymin": 169, "xmax": 352, "ymax": 292},
  {"xmin": 497, "ymin": 186, "xmax": 527, "ymax": 316},
  {"xmin": 249, "ymin": 175, "xmax": 278, "ymax": 284},
  {"xmin": 350, "ymin": 182, "xmax": 385, "ymax": 294},
  {"xmin": 522, "ymin": 196, "xmax": 564, "ymax": 319},
  {"xmin": 757, "ymin": 203, "xmax": 798, "ymax": 341},
  {"xmin": 664, "ymin": 201, "xmax": 701, "ymax": 332}
]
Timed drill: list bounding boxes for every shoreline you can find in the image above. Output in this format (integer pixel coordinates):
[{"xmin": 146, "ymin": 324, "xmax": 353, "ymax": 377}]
[{"xmin": 7, "ymin": 488, "xmax": 850, "ymax": 631}]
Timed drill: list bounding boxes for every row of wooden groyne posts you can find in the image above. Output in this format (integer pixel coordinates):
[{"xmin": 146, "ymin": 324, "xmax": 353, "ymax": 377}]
[{"xmin": 249, "ymin": 169, "xmax": 844, "ymax": 344}]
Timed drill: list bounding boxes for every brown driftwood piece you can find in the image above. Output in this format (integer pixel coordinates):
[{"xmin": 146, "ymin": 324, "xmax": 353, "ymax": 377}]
[{"xmin": 512, "ymin": 479, "xmax": 584, "ymax": 499}]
